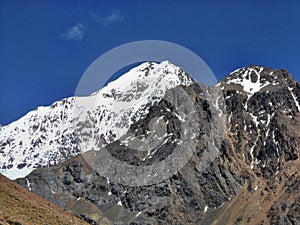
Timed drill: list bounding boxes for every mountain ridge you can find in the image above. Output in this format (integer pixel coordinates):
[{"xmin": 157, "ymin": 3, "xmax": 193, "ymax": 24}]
[
  {"xmin": 8, "ymin": 63, "xmax": 299, "ymax": 224},
  {"xmin": 0, "ymin": 61, "xmax": 195, "ymax": 179},
  {"xmin": 1, "ymin": 62, "xmax": 299, "ymax": 180}
]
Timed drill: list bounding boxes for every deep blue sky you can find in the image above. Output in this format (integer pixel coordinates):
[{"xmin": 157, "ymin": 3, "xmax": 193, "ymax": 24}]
[{"xmin": 0, "ymin": 0, "xmax": 300, "ymax": 125}]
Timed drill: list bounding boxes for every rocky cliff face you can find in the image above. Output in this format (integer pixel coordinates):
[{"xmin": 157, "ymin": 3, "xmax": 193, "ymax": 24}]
[
  {"xmin": 15, "ymin": 64, "xmax": 300, "ymax": 225},
  {"xmin": 214, "ymin": 66, "xmax": 300, "ymax": 225}
]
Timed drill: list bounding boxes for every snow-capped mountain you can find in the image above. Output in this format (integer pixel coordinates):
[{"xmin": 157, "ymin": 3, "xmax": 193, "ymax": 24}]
[
  {"xmin": 0, "ymin": 61, "xmax": 194, "ymax": 179},
  {"xmin": 17, "ymin": 65, "xmax": 300, "ymax": 225}
]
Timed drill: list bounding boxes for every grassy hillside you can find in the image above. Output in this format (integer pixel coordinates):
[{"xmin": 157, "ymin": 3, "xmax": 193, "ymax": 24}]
[{"xmin": 0, "ymin": 174, "xmax": 89, "ymax": 225}]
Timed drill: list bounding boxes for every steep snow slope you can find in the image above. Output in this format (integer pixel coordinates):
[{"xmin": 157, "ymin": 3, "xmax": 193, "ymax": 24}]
[{"xmin": 0, "ymin": 61, "xmax": 194, "ymax": 179}]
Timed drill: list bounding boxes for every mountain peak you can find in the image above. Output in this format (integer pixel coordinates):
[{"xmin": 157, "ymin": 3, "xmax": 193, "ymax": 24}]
[
  {"xmin": 105, "ymin": 60, "xmax": 194, "ymax": 89},
  {"xmin": 0, "ymin": 60, "xmax": 195, "ymax": 180},
  {"xmin": 221, "ymin": 66, "xmax": 295, "ymax": 96}
]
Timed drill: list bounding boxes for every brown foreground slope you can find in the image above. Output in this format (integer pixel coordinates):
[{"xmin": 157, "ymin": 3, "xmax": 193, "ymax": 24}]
[{"xmin": 0, "ymin": 174, "xmax": 88, "ymax": 225}]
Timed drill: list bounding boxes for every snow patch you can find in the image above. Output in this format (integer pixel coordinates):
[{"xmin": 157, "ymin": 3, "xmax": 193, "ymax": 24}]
[
  {"xmin": 289, "ymin": 87, "xmax": 300, "ymax": 111},
  {"xmin": 135, "ymin": 211, "xmax": 142, "ymax": 218},
  {"xmin": 204, "ymin": 206, "xmax": 209, "ymax": 213},
  {"xmin": 26, "ymin": 178, "xmax": 32, "ymax": 191}
]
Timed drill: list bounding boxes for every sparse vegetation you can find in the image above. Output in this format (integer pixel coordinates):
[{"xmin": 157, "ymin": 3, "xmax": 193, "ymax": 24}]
[{"xmin": 0, "ymin": 174, "xmax": 89, "ymax": 225}]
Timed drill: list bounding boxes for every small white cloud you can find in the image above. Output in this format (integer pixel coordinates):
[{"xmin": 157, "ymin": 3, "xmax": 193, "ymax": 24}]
[
  {"xmin": 92, "ymin": 10, "xmax": 124, "ymax": 26},
  {"xmin": 61, "ymin": 23, "xmax": 84, "ymax": 40}
]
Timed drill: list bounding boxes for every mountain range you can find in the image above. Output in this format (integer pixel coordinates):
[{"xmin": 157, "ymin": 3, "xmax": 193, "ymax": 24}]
[{"xmin": 0, "ymin": 61, "xmax": 299, "ymax": 224}]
